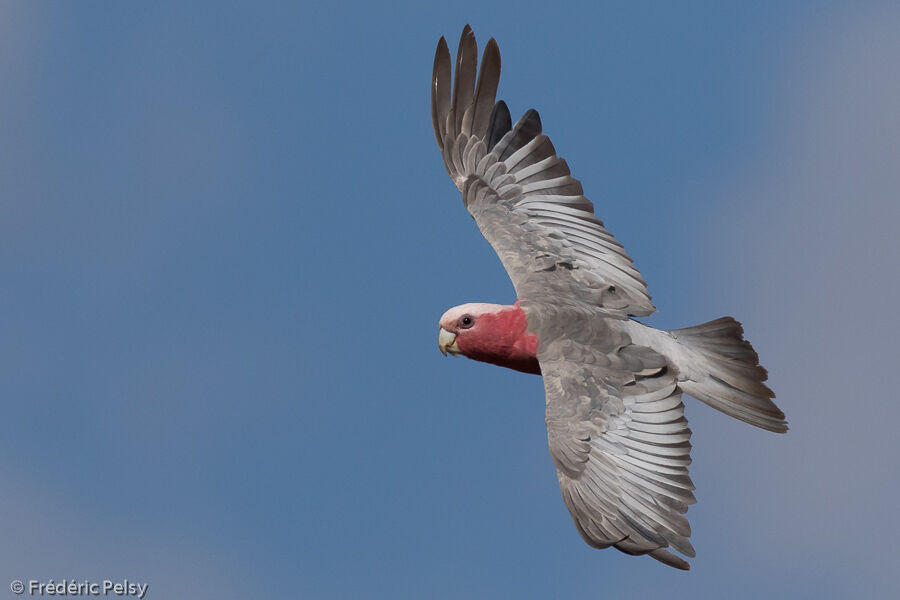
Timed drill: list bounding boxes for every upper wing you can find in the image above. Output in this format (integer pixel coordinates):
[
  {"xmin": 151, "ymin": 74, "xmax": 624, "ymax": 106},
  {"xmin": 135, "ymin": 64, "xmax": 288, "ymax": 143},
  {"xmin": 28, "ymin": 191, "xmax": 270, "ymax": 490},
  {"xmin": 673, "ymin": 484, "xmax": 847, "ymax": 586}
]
[
  {"xmin": 535, "ymin": 309, "xmax": 697, "ymax": 569},
  {"xmin": 432, "ymin": 27, "xmax": 655, "ymax": 316}
]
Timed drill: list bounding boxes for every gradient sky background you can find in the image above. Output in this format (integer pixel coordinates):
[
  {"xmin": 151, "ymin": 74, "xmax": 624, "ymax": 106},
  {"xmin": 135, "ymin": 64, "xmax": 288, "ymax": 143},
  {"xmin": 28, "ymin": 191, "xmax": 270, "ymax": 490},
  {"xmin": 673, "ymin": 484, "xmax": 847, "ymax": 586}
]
[{"xmin": 1, "ymin": 2, "xmax": 898, "ymax": 598}]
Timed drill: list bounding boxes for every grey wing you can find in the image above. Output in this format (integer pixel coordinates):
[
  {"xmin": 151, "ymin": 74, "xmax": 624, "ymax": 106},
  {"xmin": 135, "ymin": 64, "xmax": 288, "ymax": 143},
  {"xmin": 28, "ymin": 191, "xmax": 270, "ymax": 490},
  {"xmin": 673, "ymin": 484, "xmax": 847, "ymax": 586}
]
[
  {"xmin": 432, "ymin": 27, "xmax": 655, "ymax": 316},
  {"xmin": 536, "ymin": 310, "xmax": 696, "ymax": 569}
]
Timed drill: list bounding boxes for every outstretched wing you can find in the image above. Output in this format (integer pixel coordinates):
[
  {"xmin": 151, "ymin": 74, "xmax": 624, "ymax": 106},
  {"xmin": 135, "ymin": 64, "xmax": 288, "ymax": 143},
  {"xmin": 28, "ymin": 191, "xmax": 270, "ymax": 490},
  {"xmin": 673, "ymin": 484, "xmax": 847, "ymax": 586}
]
[
  {"xmin": 432, "ymin": 26, "xmax": 655, "ymax": 317},
  {"xmin": 534, "ymin": 308, "xmax": 697, "ymax": 569}
]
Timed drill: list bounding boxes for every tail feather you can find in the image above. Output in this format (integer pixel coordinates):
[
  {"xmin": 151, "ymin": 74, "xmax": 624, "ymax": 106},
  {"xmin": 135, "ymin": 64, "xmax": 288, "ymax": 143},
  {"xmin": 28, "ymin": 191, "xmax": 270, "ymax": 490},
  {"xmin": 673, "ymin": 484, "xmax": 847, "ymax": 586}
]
[{"xmin": 671, "ymin": 317, "xmax": 787, "ymax": 433}]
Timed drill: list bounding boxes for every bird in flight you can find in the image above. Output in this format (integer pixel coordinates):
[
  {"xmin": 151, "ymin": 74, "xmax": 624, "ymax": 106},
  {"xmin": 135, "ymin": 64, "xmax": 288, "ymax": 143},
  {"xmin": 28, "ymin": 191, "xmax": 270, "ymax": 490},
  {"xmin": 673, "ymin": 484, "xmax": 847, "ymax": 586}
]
[{"xmin": 432, "ymin": 26, "xmax": 787, "ymax": 570}]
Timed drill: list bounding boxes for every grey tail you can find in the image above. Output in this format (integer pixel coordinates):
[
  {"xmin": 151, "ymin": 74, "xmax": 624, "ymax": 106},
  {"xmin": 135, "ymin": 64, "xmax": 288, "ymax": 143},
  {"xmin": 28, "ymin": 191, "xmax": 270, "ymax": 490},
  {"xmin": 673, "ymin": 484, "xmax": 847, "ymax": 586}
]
[{"xmin": 671, "ymin": 317, "xmax": 788, "ymax": 434}]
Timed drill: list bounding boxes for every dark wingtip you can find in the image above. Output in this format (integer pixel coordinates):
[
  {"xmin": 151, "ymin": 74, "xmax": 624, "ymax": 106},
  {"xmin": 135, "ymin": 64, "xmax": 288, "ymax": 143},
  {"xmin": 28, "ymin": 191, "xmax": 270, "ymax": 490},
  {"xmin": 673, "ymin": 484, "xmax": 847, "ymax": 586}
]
[
  {"xmin": 457, "ymin": 25, "xmax": 476, "ymax": 57},
  {"xmin": 649, "ymin": 548, "xmax": 691, "ymax": 571},
  {"xmin": 431, "ymin": 36, "xmax": 453, "ymax": 149},
  {"xmin": 459, "ymin": 25, "xmax": 474, "ymax": 47},
  {"xmin": 521, "ymin": 108, "xmax": 542, "ymax": 134},
  {"xmin": 487, "ymin": 100, "xmax": 512, "ymax": 151},
  {"xmin": 434, "ymin": 36, "xmax": 449, "ymax": 65}
]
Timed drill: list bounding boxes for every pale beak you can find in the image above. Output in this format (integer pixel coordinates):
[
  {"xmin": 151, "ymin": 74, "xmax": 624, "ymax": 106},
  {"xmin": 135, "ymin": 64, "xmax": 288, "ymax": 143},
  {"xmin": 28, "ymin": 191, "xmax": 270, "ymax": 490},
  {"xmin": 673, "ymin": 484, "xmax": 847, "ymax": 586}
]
[{"xmin": 438, "ymin": 328, "xmax": 460, "ymax": 356}]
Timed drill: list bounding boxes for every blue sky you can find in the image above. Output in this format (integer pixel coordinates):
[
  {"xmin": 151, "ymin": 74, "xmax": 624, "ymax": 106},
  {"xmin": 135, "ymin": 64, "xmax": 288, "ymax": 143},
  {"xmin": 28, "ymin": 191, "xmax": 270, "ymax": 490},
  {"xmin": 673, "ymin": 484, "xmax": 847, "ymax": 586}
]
[{"xmin": 1, "ymin": 1, "xmax": 898, "ymax": 598}]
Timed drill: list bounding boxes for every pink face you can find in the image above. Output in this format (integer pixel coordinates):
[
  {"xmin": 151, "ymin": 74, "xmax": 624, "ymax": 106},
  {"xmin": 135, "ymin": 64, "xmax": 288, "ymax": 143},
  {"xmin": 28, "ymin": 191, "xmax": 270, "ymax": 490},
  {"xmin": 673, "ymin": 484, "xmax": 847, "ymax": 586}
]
[{"xmin": 437, "ymin": 302, "xmax": 541, "ymax": 374}]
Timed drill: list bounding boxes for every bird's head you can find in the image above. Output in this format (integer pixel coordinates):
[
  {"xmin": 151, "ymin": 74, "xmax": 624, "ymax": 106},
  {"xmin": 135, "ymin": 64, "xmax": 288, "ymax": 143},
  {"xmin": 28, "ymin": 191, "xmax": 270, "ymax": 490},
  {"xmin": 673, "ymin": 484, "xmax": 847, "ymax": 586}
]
[{"xmin": 437, "ymin": 303, "xmax": 507, "ymax": 357}]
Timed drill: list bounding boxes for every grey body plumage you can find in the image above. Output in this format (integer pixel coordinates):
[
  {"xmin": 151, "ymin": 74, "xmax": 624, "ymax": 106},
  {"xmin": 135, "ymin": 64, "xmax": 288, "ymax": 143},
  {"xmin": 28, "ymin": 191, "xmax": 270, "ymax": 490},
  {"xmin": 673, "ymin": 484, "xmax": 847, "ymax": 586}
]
[{"xmin": 432, "ymin": 26, "xmax": 786, "ymax": 570}]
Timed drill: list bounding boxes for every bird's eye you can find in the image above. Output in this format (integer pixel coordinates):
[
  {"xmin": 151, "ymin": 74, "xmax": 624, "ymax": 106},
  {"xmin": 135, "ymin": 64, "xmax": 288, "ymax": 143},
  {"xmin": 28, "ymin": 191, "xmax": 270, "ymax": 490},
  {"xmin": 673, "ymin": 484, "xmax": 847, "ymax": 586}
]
[{"xmin": 459, "ymin": 315, "xmax": 475, "ymax": 329}]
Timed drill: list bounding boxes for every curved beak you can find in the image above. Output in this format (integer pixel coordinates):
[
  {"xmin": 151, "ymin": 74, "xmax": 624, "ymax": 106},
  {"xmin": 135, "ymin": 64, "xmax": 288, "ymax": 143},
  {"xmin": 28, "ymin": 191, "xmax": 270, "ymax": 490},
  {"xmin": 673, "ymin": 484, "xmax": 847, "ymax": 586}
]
[{"xmin": 438, "ymin": 328, "xmax": 460, "ymax": 356}]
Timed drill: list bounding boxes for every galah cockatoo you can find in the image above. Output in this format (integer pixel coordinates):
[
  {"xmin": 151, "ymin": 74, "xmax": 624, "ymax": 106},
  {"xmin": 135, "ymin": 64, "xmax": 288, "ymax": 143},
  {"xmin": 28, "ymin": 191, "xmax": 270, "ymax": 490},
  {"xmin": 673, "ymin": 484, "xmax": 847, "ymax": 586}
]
[{"xmin": 433, "ymin": 26, "xmax": 787, "ymax": 570}]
